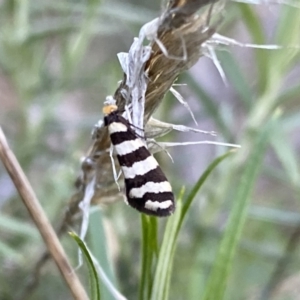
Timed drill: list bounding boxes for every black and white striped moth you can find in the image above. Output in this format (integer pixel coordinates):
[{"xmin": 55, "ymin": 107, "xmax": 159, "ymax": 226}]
[{"xmin": 103, "ymin": 104, "xmax": 175, "ymax": 217}]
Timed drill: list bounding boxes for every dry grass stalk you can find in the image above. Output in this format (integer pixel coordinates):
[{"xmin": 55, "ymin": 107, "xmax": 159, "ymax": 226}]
[{"xmin": 0, "ymin": 127, "xmax": 89, "ymax": 300}]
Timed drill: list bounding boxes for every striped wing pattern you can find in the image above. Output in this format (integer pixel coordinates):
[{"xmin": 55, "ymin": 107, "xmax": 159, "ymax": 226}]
[{"xmin": 104, "ymin": 111, "xmax": 175, "ymax": 216}]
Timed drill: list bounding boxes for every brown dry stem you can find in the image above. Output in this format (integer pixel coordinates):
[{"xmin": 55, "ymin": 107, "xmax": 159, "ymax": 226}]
[{"xmin": 0, "ymin": 127, "xmax": 89, "ymax": 300}]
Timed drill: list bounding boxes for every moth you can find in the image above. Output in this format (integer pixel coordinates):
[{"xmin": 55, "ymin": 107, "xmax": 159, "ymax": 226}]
[{"xmin": 103, "ymin": 104, "xmax": 175, "ymax": 217}]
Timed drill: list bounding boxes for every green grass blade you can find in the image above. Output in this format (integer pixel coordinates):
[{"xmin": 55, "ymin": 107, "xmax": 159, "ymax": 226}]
[
  {"xmin": 217, "ymin": 51, "xmax": 253, "ymax": 109},
  {"xmin": 139, "ymin": 215, "xmax": 158, "ymax": 300},
  {"xmin": 147, "ymin": 216, "xmax": 158, "ymax": 299},
  {"xmin": 70, "ymin": 232, "xmax": 101, "ymax": 300},
  {"xmin": 89, "ymin": 209, "xmax": 117, "ymax": 300},
  {"xmin": 202, "ymin": 119, "xmax": 277, "ymax": 300},
  {"xmin": 14, "ymin": 0, "xmax": 29, "ymax": 41},
  {"xmin": 248, "ymin": 206, "xmax": 300, "ymax": 227},
  {"xmin": 271, "ymin": 127, "xmax": 300, "ymax": 186},
  {"xmin": 271, "ymin": 7, "xmax": 300, "ymax": 76},
  {"xmin": 63, "ymin": 0, "xmax": 102, "ymax": 75},
  {"xmin": 139, "ymin": 215, "xmax": 149, "ymax": 300},
  {"xmin": 237, "ymin": 3, "xmax": 268, "ymax": 93},
  {"xmin": 149, "ymin": 152, "xmax": 235, "ymax": 300},
  {"xmin": 180, "ymin": 151, "xmax": 236, "ymax": 230},
  {"xmin": 0, "ymin": 213, "xmax": 39, "ymax": 238},
  {"xmin": 150, "ymin": 194, "xmax": 183, "ymax": 300}
]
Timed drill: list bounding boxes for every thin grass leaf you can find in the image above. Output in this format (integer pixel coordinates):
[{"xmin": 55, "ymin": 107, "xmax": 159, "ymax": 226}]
[
  {"xmin": 64, "ymin": 0, "xmax": 102, "ymax": 74},
  {"xmin": 180, "ymin": 150, "xmax": 236, "ymax": 230},
  {"xmin": 14, "ymin": 0, "xmax": 29, "ymax": 42},
  {"xmin": 149, "ymin": 217, "xmax": 158, "ymax": 256},
  {"xmin": 248, "ymin": 8, "xmax": 300, "ymax": 128},
  {"xmin": 257, "ymin": 7, "xmax": 300, "ymax": 106},
  {"xmin": 147, "ymin": 216, "xmax": 158, "ymax": 299},
  {"xmin": 149, "ymin": 152, "xmax": 235, "ymax": 300},
  {"xmin": 163, "ymin": 188, "xmax": 188, "ymax": 300},
  {"xmin": 216, "ymin": 51, "xmax": 253, "ymax": 109},
  {"xmin": 248, "ymin": 205, "xmax": 300, "ymax": 226},
  {"xmin": 150, "ymin": 193, "xmax": 183, "ymax": 300},
  {"xmin": 139, "ymin": 215, "xmax": 158, "ymax": 300},
  {"xmin": 271, "ymin": 7, "xmax": 300, "ymax": 76},
  {"xmin": 41, "ymin": 2, "xmax": 156, "ymax": 25},
  {"xmin": 237, "ymin": 3, "xmax": 268, "ymax": 93},
  {"xmin": 0, "ymin": 213, "xmax": 39, "ymax": 238},
  {"xmin": 89, "ymin": 209, "xmax": 117, "ymax": 300},
  {"xmin": 139, "ymin": 215, "xmax": 149, "ymax": 300},
  {"xmin": 202, "ymin": 118, "xmax": 277, "ymax": 300},
  {"xmin": 271, "ymin": 128, "xmax": 300, "ymax": 186},
  {"xmin": 70, "ymin": 232, "xmax": 101, "ymax": 300}
]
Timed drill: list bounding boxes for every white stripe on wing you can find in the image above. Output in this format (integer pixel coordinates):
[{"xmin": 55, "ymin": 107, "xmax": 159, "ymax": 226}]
[
  {"xmin": 121, "ymin": 156, "xmax": 158, "ymax": 179},
  {"xmin": 114, "ymin": 139, "xmax": 145, "ymax": 156},
  {"xmin": 108, "ymin": 122, "xmax": 128, "ymax": 134},
  {"xmin": 145, "ymin": 200, "xmax": 173, "ymax": 211},
  {"xmin": 129, "ymin": 181, "xmax": 172, "ymax": 198}
]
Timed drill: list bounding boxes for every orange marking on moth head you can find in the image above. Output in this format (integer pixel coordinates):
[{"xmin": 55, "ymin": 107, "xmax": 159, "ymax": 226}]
[{"xmin": 102, "ymin": 104, "xmax": 118, "ymax": 116}]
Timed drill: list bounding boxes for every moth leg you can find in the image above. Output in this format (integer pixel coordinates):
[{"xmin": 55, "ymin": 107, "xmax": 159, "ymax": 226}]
[
  {"xmin": 150, "ymin": 139, "xmax": 174, "ymax": 163},
  {"xmin": 109, "ymin": 143, "xmax": 120, "ymax": 191},
  {"xmin": 117, "ymin": 169, "xmax": 122, "ymax": 180}
]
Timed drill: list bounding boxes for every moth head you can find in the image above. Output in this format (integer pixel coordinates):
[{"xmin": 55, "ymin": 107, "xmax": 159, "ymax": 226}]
[{"xmin": 102, "ymin": 104, "xmax": 118, "ymax": 116}]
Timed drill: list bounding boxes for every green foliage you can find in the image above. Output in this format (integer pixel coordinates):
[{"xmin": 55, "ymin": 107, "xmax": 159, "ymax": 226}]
[
  {"xmin": 1, "ymin": 1, "xmax": 300, "ymax": 300},
  {"xmin": 203, "ymin": 117, "xmax": 278, "ymax": 300},
  {"xmin": 70, "ymin": 232, "xmax": 101, "ymax": 300},
  {"xmin": 150, "ymin": 193, "xmax": 183, "ymax": 300}
]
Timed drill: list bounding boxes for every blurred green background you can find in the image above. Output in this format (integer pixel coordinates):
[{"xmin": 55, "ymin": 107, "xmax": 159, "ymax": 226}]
[{"xmin": 0, "ymin": 0, "xmax": 300, "ymax": 299}]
